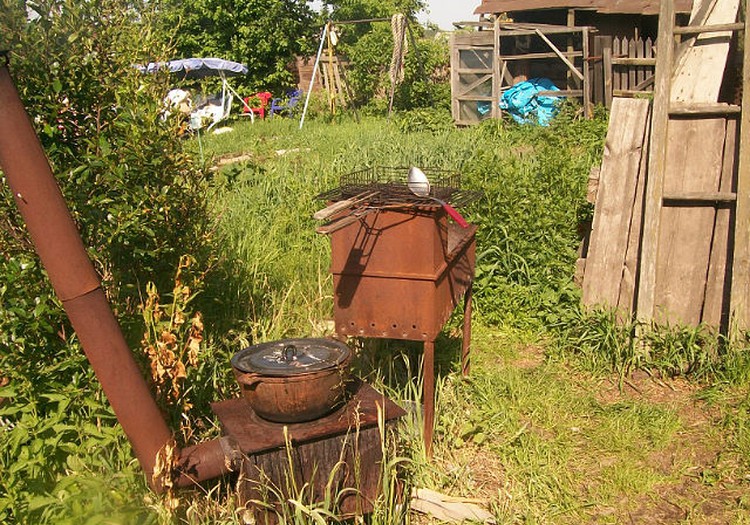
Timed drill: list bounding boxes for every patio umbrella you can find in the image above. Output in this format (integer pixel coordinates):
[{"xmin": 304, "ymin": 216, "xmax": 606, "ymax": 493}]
[{"xmin": 139, "ymin": 57, "xmax": 248, "ymax": 79}]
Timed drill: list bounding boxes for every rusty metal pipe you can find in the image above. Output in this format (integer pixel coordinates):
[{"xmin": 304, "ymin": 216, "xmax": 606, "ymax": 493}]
[{"xmin": 0, "ymin": 61, "xmax": 235, "ymax": 490}]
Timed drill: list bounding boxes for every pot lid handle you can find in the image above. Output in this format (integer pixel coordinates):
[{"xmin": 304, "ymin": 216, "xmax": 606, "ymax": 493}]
[{"xmin": 284, "ymin": 344, "xmax": 297, "ymax": 362}]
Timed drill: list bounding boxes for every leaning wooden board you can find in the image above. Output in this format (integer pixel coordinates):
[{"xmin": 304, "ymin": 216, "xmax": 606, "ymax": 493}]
[
  {"xmin": 654, "ymin": 117, "xmax": 727, "ymax": 325},
  {"xmin": 702, "ymin": 117, "xmax": 738, "ymax": 328},
  {"xmin": 671, "ymin": 0, "xmax": 740, "ymax": 104},
  {"xmin": 582, "ymin": 98, "xmax": 651, "ymax": 309}
]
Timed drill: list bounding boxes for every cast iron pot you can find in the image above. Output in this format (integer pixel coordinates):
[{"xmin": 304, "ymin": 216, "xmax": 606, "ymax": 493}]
[{"xmin": 231, "ymin": 338, "xmax": 352, "ymax": 423}]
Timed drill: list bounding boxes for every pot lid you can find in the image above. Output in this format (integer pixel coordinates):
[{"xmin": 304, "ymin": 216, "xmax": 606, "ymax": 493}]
[{"xmin": 231, "ymin": 338, "xmax": 351, "ymax": 376}]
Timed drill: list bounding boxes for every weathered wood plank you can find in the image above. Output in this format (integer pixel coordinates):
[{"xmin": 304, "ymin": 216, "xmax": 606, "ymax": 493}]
[
  {"xmin": 582, "ymin": 98, "xmax": 651, "ymax": 308},
  {"xmin": 671, "ymin": 0, "xmax": 740, "ymax": 103},
  {"xmin": 654, "ymin": 118, "xmax": 726, "ymax": 325},
  {"xmin": 617, "ymin": 111, "xmax": 650, "ymax": 315},
  {"xmin": 730, "ymin": 11, "xmax": 750, "ymax": 331},
  {"xmin": 703, "ymin": 117, "xmax": 738, "ymax": 328},
  {"xmin": 592, "ymin": 36, "xmax": 604, "ymax": 105},
  {"xmin": 583, "ymin": 26, "xmax": 592, "ymax": 117},
  {"xmin": 603, "ymin": 42, "xmax": 613, "ymax": 108},
  {"xmin": 637, "ymin": 0, "xmax": 674, "ymax": 323},
  {"xmin": 492, "ymin": 17, "xmax": 501, "ymax": 119}
]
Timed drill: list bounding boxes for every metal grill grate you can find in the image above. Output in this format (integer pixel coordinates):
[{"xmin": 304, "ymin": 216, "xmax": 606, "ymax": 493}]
[{"xmin": 316, "ymin": 166, "xmax": 482, "ymax": 209}]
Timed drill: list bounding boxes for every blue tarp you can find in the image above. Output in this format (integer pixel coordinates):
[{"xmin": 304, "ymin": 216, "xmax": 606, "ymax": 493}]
[
  {"xmin": 500, "ymin": 78, "xmax": 560, "ymax": 125},
  {"xmin": 138, "ymin": 58, "xmax": 248, "ymax": 79},
  {"xmin": 479, "ymin": 78, "xmax": 561, "ymax": 126}
]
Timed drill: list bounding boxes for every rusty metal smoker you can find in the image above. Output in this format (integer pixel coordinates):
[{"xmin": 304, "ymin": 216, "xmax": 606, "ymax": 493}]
[{"xmin": 0, "ymin": 56, "xmax": 238, "ymax": 491}]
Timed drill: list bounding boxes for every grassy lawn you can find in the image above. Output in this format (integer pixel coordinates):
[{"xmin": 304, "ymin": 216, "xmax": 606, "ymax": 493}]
[{"xmin": 180, "ymin": 112, "xmax": 750, "ymax": 524}]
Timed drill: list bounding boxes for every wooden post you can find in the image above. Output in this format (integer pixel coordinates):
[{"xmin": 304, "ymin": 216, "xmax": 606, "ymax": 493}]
[
  {"xmin": 450, "ymin": 34, "xmax": 460, "ymax": 122},
  {"xmin": 636, "ymin": 0, "xmax": 675, "ymax": 323},
  {"xmin": 567, "ymin": 8, "xmax": 576, "ymax": 89},
  {"xmin": 603, "ymin": 36, "xmax": 614, "ymax": 108},
  {"xmin": 730, "ymin": 10, "xmax": 750, "ymax": 332},
  {"xmin": 492, "ymin": 16, "xmax": 501, "ymax": 119},
  {"xmin": 592, "ymin": 36, "xmax": 604, "ymax": 105},
  {"xmin": 582, "ymin": 26, "xmax": 592, "ymax": 118},
  {"xmin": 423, "ymin": 340, "xmax": 435, "ymax": 458}
]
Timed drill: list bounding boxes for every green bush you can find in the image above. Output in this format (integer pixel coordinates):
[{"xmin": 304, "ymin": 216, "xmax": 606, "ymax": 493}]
[{"xmin": 0, "ymin": 0, "xmax": 215, "ymax": 520}]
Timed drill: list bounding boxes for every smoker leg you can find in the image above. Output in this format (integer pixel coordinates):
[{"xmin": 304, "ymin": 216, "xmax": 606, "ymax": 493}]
[
  {"xmin": 462, "ymin": 282, "xmax": 473, "ymax": 377},
  {"xmin": 423, "ymin": 340, "xmax": 435, "ymax": 458}
]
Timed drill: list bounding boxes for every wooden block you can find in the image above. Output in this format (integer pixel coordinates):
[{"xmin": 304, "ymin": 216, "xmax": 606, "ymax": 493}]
[{"xmin": 582, "ymin": 98, "xmax": 651, "ymax": 309}]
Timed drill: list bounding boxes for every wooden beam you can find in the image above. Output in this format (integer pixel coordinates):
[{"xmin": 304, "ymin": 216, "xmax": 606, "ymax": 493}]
[
  {"xmin": 492, "ymin": 16, "xmax": 501, "ymax": 120},
  {"xmin": 538, "ymin": 90, "xmax": 583, "ymax": 96},
  {"xmin": 534, "ymin": 28, "xmax": 584, "ymax": 81},
  {"xmin": 603, "ymin": 43, "xmax": 613, "ymax": 108},
  {"xmin": 583, "ymin": 26, "xmax": 592, "ymax": 117},
  {"xmin": 611, "ymin": 57, "xmax": 657, "ymax": 66},
  {"xmin": 730, "ymin": 8, "xmax": 750, "ymax": 331},
  {"xmin": 669, "ymin": 102, "xmax": 741, "ymax": 115},
  {"xmin": 637, "ymin": 0, "xmax": 675, "ymax": 323},
  {"xmin": 673, "ymin": 21, "xmax": 744, "ymax": 34},
  {"xmin": 498, "ymin": 51, "xmax": 583, "ymax": 61},
  {"xmin": 662, "ymin": 191, "xmax": 737, "ymax": 203}
]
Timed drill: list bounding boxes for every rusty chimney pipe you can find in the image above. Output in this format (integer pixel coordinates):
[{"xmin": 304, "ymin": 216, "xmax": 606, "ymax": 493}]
[{"xmin": 0, "ymin": 58, "xmax": 235, "ymax": 490}]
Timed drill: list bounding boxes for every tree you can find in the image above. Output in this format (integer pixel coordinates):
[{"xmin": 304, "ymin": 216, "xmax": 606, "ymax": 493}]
[
  {"xmin": 156, "ymin": 0, "xmax": 316, "ymax": 91},
  {"xmin": 316, "ymin": 0, "xmax": 447, "ymax": 112}
]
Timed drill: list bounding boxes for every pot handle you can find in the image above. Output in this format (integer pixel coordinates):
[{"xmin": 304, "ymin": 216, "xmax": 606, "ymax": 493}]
[{"xmin": 235, "ymin": 372, "xmax": 263, "ymax": 388}]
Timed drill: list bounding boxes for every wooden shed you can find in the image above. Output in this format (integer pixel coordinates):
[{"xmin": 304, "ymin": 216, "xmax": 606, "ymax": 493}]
[{"xmin": 450, "ymin": 0, "xmax": 696, "ymax": 124}]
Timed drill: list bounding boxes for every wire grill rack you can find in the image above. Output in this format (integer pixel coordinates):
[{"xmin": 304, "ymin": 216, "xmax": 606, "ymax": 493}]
[{"xmin": 316, "ymin": 167, "xmax": 482, "ymax": 208}]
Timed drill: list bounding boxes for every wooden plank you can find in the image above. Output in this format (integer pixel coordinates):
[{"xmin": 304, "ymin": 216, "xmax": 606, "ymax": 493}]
[
  {"xmin": 538, "ymin": 89, "xmax": 583, "ymax": 96},
  {"xmin": 567, "ymin": 8, "xmax": 576, "ymax": 90},
  {"xmin": 673, "ymin": 21, "xmax": 744, "ymax": 34},
  {"xmin": 592, "ymin": 36, "xmax": 604, "ymax": 105},
  {"xmin": 583, "ymin": 26, "xmax": 592, "ymax": 117},
  {"xmin": 603, "ymin": 41, "xmax": 613, "ymax": 108},
  {"xmin": 637, "ymin": 0, "xmax": 674, "ymax": 323},
  {"xmin": 611, "ymin": 57, "xmax": 657, "ymax": 66},
  {"xmin": 628, "ymin": 37, "xmax": 637, "ymax": 90},
  {"xmin": 450, "ymin": 35, "xmax": 461, "ymax": 122},
  {"xmin": 654, "ymin": 118, "xmax": 726, "ymax": 325},
  {"xmin": 669, "ymin": 102, "xmax": 741, "ymax": 115},
  {"xmin": 618, "ymin": 112, "xmax": 651, "ymax": 314},
  {"xmin": 730, "ymin": 11, "xmax": 750, "ymax": 331},
  {"xmin": 671, "ymin": 0, "xmax": 740, "ymax": 103},
  {"xmin": 492, "ymin": 17, "xmax": 501, "ymax": 119},
  {"xmin": 703, "ymin": 118, "xmax": 738, "ymax": 328},
  {"xmin": 582, "ymin": 98, "xmax": 651, "ymax": 308},
  {"xmin": 634, "ymin": 38, "xmax": 646, "ymax": 86},
  {"xmin": 662, "ymin": 191, "xmax": 737, "ymax": 203},
  {"xmin": 499, "ymin": 51, "xmax": 583, "ymax": 61},
  {"xmin": 534, "ymin": 28, "xmax": 585, "ymax": 81}
]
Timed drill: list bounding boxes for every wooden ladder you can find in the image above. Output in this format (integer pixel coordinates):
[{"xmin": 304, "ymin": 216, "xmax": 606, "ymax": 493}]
[{"xmin": 637, "ymin": 0, "xmax": 749, "ymax": 330}]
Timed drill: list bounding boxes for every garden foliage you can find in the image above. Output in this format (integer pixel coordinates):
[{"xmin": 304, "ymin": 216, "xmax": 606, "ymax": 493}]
[
  {"xmin": 0, "ymin": 0, "xmax": 213, "ymax": 520},
  {"xmin": 156, "ymin": 0, "xmax": 317, "ymax": 92}
]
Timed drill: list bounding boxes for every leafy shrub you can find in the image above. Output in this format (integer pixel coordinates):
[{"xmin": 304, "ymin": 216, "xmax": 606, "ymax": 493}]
[
  {"xmin": 393, "ymin": 106, "xmax": 454, "ymax": 133},
  {"xmin": 464, "ymin": 107, "xmax": 608, "ymax": 329},
  {"xmin": 0, "ymin": 0, "xmax": 215, "ymax": 520}
]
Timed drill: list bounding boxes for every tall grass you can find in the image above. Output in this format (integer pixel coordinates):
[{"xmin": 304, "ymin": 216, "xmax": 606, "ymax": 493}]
[{"xmin": 7, "ymin": 108, "xmax": 750, "ymax": 523}]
